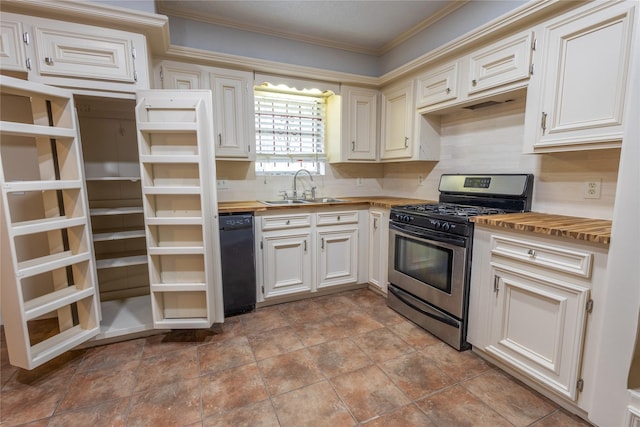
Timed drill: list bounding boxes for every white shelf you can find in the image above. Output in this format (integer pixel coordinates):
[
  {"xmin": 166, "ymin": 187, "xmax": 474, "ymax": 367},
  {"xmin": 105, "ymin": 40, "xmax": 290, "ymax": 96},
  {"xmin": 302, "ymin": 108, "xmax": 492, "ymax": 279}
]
[
  {"xmin": 17, "ymin": 251, "xmax": 91, "ymax": 279},
  {"xmin": 0, "ymin": 120, "xmax": 77, "ymax": 139},
  {"xmin": 150, "ymin": 282, "xmax": 207, "ymax": 292},
  {"xmin": 90, "ymin": 206, "xmax": 144, "ymax": 216},
  {"xmin": 4, "ymin": 179, "xmax": 83, "ymax": 192},
  {"xmin": 93, "ymin": 229, "xmax": 146, "ymax": 242},
  {"xmin": 147, "ymin": 246, "xmax": 204, "ymax": 255},
  {"xmin": 93, "ymin": 295, "xmax": 156, "ymax": 341},
  {"xmin": 11, "ymin": 216, "xmax": 86, "ymax": 236},
  {"xmin": 137, "ymin": 122, "xmax": 198, "ymax": 132},
  {"xmin": 23, "ymin": 286, "xmax": 95, "ymax": 321},
  {"xmin": 96, "ymin": 254, "xmax": 148, "ymax": 270},
  {"xmin": 145, "ymin": 217, "xmax": 203, "ymax": 225},
  {"xmin": 85, "ymin": 176, "xmax": 141, "ymax": 182},
  {"xmin": 142, "ymin": 186, "xmax": 201, "ymax": 195},
  {"xmin": 139, "ymin": 154, "xmax": 199, "ymax": 164},
  {"xmin": 154, "ymin": 318, "xmax": 211, "ymax": 328},
  {"xmin": 30, "ymin": 325, "xmax": 100, "ymax": 368}
]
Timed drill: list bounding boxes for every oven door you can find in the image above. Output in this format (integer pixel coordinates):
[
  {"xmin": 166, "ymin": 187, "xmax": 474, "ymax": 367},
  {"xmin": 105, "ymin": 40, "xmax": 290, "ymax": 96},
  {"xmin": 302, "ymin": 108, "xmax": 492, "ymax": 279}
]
[{"xmin": 388, "ymin": 222, "xmax": 468, "ymax": 318}]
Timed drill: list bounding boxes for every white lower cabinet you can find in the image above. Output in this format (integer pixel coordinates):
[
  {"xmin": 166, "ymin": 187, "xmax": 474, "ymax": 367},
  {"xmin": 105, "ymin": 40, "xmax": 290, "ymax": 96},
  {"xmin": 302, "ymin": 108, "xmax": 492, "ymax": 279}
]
[
  {"xmin": 257, "ymin": 209, "xmax": 361, "ymax": 301},
  {"xmin": 367, "ymin": 208, "xmax": 389, "ymax": 293},
  {"xmin": 468, "ymin": 225, "xmax": 608, "ymax": 412}
]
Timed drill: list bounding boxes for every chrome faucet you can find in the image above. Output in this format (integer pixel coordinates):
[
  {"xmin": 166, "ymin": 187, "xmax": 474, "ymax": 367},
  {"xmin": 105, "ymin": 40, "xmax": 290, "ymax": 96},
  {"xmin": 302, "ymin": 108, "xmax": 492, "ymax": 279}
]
[{"xmin": 293, "ymin": 168, "xmax": 316, "ymax": 200}]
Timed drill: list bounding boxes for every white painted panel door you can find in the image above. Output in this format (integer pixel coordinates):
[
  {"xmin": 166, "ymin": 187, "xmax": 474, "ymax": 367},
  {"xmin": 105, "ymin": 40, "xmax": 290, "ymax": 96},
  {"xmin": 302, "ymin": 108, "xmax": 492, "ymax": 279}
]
[
  {"xmin": 262, "ymin": 231, "xmax": 312, "ymax": 298},
  {"xmin": 528, "ymin": 1, "xmax": 634, "ymax": 151},
  {"xmin": 381, "ymin": 81, "xmax": 413, "ymax": 159},
  {"xmin": 317, "ymin": 227, "xmax": 358, "ymax": 289},
  {"xmin": 486, "ymin": 265, "xmax": 589, "ymax": 401},
  {"xmin": 368, "ymin": 209, "xmax": 388, "ymax": 292},
  {"xmin": 416, "ymin": 62, "xmax": 458, "ymax": 108},
  {"xmin": 467, "ymin": 31, "xmax": 533, "ymax": 95},
  {"xmin": 0, "ymin": 20, "xmax": 27, "ymax": 72},
  {"xmin": 160, "ymin": 65, "xmax": 205, "ymax": 90},
  {"xmin": 0, "ymin": 76, "xmax": 100, "ymax": 370},
  {"xmin": 346, "ymin": 87, "xmax": 377, "ymax": 160},
  {"xmin": 210, "ymin": 71, "xmax": 253, "ymax": 159}
]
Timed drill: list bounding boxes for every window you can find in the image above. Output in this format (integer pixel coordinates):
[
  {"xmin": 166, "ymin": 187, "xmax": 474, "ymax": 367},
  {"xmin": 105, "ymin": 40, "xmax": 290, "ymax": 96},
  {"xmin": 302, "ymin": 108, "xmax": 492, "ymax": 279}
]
[{"xmin": 254, "ymin": 87, "xmax": 326, "ymax": 175}]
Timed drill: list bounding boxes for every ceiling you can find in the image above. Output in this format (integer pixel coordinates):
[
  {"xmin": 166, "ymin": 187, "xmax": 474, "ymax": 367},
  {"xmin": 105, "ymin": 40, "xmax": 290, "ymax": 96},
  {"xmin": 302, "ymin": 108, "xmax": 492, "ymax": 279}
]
[{"xmin": 156, "ymin": 1, "xmax": 468, "ymax": 55}]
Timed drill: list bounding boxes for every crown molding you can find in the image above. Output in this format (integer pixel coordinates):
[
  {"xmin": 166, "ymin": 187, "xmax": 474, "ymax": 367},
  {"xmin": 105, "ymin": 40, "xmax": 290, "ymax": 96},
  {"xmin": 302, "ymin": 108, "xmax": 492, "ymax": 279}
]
[
  {"xmin": 0, "ymin": 0, "xmax": 170, "ymax": 54},
  {"xmin": 159, "ymin": 45, "xmax": 379, "ymax": 87},
  {"xmin": 379, "ymin": 0, "xmax": 580, "ymax": 85}
]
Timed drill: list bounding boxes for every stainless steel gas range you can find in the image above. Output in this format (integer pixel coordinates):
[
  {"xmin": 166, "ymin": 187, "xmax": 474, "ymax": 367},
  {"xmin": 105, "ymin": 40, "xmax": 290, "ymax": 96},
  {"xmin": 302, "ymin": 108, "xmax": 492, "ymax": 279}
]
[{"xmin": 387, "ymin": 174, "xmax": 534, "ymax": 350}]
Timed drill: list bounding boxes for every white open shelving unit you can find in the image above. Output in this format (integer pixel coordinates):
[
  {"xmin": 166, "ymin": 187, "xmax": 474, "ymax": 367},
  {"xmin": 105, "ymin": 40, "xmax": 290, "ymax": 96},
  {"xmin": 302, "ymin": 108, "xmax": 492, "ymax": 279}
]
[
  {"xmin": 136, "ymin": 90, "xmax": 223, "ymax": 329},
  {"xmin": 0, "ymin": 75, "xmax": 101, "ymax": 370}
]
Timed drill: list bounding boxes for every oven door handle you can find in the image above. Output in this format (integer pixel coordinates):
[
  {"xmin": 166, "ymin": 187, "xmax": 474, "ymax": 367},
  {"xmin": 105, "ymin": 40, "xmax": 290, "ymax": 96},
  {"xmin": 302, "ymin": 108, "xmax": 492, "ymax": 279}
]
[
  {"xmin": 389, "ymin": 285, "xmax": 460, "ymax": 328},
  {"xmin": 389, "ymin": 222, "xmax": 466, "ymax": 247}
]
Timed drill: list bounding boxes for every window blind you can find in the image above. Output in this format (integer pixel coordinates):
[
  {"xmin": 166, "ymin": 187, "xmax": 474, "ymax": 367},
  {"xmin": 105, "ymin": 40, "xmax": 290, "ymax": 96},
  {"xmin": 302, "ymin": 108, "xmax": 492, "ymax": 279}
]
[{"xmin": 254, "ymin": 90, "xmax": 326, "ymax": 174}]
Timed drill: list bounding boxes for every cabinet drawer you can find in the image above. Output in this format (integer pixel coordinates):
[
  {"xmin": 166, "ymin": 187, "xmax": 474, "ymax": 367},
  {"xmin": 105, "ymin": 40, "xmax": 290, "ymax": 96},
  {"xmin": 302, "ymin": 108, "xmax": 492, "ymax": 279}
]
[
  {"xmin": 316, "ymin": 210, "xmax": 359, "ymax": 226},
  {"xmin": 490, "ymin": 235, "xmax": 593, "ymax": 278},
  {"xmin": 261, "ymin": 213, "xmax": 312, "ymax": 230},
  {"xmin": 33, "ymin": 25, "xmax": 136, "ymax": 83}
]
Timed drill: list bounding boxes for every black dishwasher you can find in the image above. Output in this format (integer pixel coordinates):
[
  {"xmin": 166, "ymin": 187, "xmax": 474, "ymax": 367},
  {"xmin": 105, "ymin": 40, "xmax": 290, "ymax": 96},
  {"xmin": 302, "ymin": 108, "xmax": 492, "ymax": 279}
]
[{"xmin": 218, "ymin": 212, "xmax": 256, "ymax": 316}]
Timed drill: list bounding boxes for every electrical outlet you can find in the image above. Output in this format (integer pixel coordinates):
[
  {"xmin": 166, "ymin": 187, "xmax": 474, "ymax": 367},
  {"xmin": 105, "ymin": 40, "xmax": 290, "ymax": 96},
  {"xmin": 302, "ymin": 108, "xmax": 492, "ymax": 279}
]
[
  {"xmin": 583, "ymin": 179, "xmax": 601, "ymax": 199},
  {"xmin": 217, "ymin": 178, "xmax": 228, "ymax": 190}
]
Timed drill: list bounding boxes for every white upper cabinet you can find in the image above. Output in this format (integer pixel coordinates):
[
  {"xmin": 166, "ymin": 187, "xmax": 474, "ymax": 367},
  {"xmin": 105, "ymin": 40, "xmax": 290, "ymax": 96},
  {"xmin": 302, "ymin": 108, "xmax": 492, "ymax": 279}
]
[
  {"xmin": 416, "ymin": 30, "xmax": 533, "ymax": 112},
  {"xmin": 155, "ymin": 60, "xmax": 255, "ymax": 160},
  {"xmin": 523, "ymin": 1, "xmax": 635, "ymax": 153},
  {"xmin": 210, "ymin": 69, "xmax": 255, "ymax": 159},
  {"xmin": 416, "ymin": 62, "xmax": 459, "ymax": 108},
  {"xmin": 381, "ymin": 80, "xmax": 414, "ymax": 160},
  {"xmin": 0, "ymin": 20, "xmax": 28, "ymax": 72},
  {"xmin": 0, "ymin": 12, "xmax": 149, "ymax": 92},
  {"xmin": 466, "ymin": 31, "xmax": 533, "ymax": 95}
]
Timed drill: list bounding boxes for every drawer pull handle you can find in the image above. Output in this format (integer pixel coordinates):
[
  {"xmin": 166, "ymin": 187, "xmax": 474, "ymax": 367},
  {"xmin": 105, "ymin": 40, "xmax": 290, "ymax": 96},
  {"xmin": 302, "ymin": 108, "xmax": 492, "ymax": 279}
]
[
  {"xmin": 404, "ymin": 137, "xmax": 409, "ymax": 148},
  {"xmin": 337, "ymin": 215, "xmax": 341, "ymax": 221},
  {"xmin": 351, "ymin": 141, "xmax": 355, "ymax": 151},
  {"xmin": 304, "ymin": 240, "xmax": 307, "ymax": 252},
  {"xmin": 493, "ymin": 275, "xmax": 500, "ymax": 294},
  {"xmin": 286, "ymin": 220, "xmax": 290, "ymax": 225},
  {"xmin": 218, "ymin": 133, "xmax": 222, "ymax": 146},
  {"xmin": 45, "ymin": 57, "xmax": 54, "ymax": 65},
  {"xmin": 528, "ymin": 249, "xmax": 536, "ymax": 257},
  {"xmin": 321, "ymin": 237, "xmax": 325, "ymax": 249},
  {"xmin": 373, "ymin": 218, "xmax": 378, "ymax": 229}
]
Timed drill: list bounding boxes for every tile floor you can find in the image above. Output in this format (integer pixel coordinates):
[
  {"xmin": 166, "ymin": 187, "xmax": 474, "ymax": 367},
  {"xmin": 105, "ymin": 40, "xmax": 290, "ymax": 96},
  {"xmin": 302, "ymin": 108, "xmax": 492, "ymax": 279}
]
[{"xmin": 1, "ymin": 288, "xmax": 593, "ymax": 426}]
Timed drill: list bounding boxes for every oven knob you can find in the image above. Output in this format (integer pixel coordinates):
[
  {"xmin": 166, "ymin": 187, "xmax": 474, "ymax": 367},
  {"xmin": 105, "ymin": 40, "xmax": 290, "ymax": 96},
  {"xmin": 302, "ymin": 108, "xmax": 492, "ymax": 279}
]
[
  {"xmin": 441, "ymin": 222, "xmax": 451, "ymax": 232},
  {"xmin": 433, "ymin": 220, "xmax": 441, "ymax": 230}
]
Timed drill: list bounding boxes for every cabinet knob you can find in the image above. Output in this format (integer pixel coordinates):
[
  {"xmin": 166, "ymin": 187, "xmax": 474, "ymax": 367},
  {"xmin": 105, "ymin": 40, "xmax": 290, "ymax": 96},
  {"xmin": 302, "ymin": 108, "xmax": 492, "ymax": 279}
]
[
  {"xmin": 337, "ymin": 215, "xmax": 341, "ymax": 221},
  {"xmin": 472, "ymin": 79, "xmax": 477, "ymax": 86},
  {"xmin": 44, "ymin": 57, "xmax": 54, "ymax": 65},
  {"xmin": 286, "ymin": 220, "xmax": 290, "ymax": 225},
  {"xmin": 528, "ymin": 249, "xmax": 536, "ymax": 257},
  {"xmin": 446, "ymin": 87, "xmax": 451, "ymax": 94}
]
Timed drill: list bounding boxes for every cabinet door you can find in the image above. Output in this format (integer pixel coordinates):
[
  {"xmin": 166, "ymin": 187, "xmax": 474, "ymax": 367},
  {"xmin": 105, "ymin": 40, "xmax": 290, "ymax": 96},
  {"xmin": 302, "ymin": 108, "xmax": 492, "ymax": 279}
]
[
  {"xmin": 32, "ymin": 23, "xmax": 138, "ymax": 84},
  {"xmin": 0, "ymin": 76, "xmax": 100, "ymax": 369},
  {"xmin": 416, "ymin": 62, "xmax": 458, "ymax": 108},
  {"xmin": 467, "ymin": 31, "xmax": 533, "ymax": 95},
  {"xmin": 381, "ymin": 81, "xmax": 414, "ymax": 159},
  {"xmin": 487, "ymin": 265, "xmax": 590, "ymax": 401},
  {"xmin": 345, "ymin": 87, "xmax": 378, "ymax": 160},
  {"xmin": 136, "ymin": 90, "xmax": 223, "ymax": 329},
  {"xmin": 262, "ymin": 230, "xmax": 312, "ymax": 298},
  {"xmin": 317, "ymin": 227, "xmax": 358, "ymax": 289},
  {"xmin": 0, "ymin": 20, "xmax": 27, "ymax": 72},
  {"xmin": 160, "ymin": 64, "xmax": 205, "ymax": 90},
  {"xmin": 368, "ymin": 209, "xmax": 388, "ymax": 292},
  {"xmin": 525, "ymin": 1, "xmax": 634, "ymax": 152},
  {"xmin": 210, "ymin": 71, "xmax": 254, "ymax": 159}
]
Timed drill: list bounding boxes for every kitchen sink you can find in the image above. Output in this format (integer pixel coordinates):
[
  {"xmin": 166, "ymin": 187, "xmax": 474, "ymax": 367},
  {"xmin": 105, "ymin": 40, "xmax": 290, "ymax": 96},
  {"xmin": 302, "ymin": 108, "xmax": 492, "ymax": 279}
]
[{"xmin": 260, "ymin": 198, "xmax": 350, "ymax": 206}]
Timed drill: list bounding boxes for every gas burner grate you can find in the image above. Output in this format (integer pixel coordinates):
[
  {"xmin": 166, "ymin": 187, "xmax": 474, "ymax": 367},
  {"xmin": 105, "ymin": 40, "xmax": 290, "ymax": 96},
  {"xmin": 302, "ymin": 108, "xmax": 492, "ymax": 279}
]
[{"xmin": 398, "ymin": 203, "xmax": 506, "ymax": 219}]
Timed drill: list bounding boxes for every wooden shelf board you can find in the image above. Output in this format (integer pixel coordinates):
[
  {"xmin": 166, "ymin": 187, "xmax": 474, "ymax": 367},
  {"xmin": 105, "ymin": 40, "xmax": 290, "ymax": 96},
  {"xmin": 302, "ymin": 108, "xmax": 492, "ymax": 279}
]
[
  {"xmin": 30, "ymin": 324, "xmax": 100, "ymax": 369},
  {"xmin": 12, "ymin": 216, "xmax": 86, "ymax": 236},
  {"xmin": 17, "ymin": 251, "xmax": 91, "ymax": 279},
  {"xmin": 90, "ymin": 206, "xmax": 144, "ymax": 216},
  {"xmin": 24, "ymin": 286, "xmax": 96, "ymax": 321},
  {"xmin": 96, "ymin": 255, "xmax": 148, "ymax": 270},
  {"xmin": 0, "ymin": 120, "xmax": 77, "ymax": 139},
  {"xmin": 4, "ymin": 180, "xmax": 82, "ymax": 192},
  {"xmin": 93, "ymin": 229, "xmax": 146, "ymax": 242},
  {"xmin": 150, "ymin": 283, "xmax": 207, "ymax": 292}
]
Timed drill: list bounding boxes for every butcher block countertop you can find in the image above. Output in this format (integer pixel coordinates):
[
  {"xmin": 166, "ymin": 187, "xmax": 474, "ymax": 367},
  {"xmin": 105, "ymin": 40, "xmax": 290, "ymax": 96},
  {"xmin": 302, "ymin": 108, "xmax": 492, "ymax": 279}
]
[
  {"xmin": 471, "ymin": 212, "xmax": 612, "ymax": 246},
  {"xmin": 217, "ymin": 196, "xmax": 434, "ymax": 214}
]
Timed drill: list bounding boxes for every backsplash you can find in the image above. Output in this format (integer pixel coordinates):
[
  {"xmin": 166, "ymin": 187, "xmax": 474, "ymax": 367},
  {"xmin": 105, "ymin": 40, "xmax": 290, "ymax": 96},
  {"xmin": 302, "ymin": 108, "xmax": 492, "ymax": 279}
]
[{"xmin": 215, "ymin": 97, "xmax": 620, "ymax": 220}]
